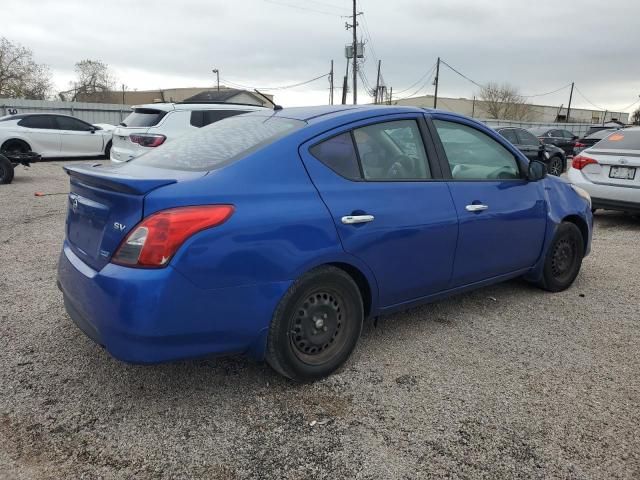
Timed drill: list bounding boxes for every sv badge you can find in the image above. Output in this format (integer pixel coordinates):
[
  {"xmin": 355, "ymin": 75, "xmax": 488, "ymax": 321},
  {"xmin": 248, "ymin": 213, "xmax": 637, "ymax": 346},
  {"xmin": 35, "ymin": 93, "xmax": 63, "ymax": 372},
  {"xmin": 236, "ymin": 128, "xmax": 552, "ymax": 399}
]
[{"xmin": 113, "ymin": 222, "xmax": 127, "ymax": 232}]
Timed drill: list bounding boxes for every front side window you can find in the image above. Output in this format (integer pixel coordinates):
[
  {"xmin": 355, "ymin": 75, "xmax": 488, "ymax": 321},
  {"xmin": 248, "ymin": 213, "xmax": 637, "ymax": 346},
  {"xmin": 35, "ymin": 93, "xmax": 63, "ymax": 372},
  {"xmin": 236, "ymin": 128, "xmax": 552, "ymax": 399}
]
[
  {"xmin": 56, "ymin": 116, "xmax": 93, "ymax": 131},
  {"xmin": 353, "ymin": 120, "xmax": 431, "ymax": 180},
  {"xmin": 134, "ymin": 114, "xmax": 304, "ymax": 171},
  {"xmin": 18, "ymin": 116, "xmax": 57, "ymax": 129},
  {"xmin": 434, "ymin": 120, "xmax": 521, "ymax": 180},
  {"xmin": 516, "ymin": 129, "xmax": 541, "ymax": 146},
  {"xmin": 499, "ymin": 129, "xmax": 518, "ymax": 144}
]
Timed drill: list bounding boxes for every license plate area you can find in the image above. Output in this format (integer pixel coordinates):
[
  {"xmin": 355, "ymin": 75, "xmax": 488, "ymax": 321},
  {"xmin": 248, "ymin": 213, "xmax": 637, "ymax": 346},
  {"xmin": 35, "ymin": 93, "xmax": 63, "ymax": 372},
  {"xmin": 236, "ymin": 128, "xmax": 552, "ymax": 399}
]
[{"xmin": 609, "ymin": 166, "xmax": 636, "ymax": 180}]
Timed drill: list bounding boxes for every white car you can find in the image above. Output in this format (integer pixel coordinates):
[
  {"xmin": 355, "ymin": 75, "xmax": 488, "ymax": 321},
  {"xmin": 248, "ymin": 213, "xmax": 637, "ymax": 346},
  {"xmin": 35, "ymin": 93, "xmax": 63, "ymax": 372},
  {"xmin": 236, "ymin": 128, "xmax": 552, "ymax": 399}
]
[
  {"xmin": 110, "ymin": 102, "xmax": 267, "ymax": 163},
  {"xmin": 568, "ymin": 127, "xmax": 640, "ymax": 213},
  {"xmin": 0, "ymin": 113, "xmax": 113, "ymax": 158}
]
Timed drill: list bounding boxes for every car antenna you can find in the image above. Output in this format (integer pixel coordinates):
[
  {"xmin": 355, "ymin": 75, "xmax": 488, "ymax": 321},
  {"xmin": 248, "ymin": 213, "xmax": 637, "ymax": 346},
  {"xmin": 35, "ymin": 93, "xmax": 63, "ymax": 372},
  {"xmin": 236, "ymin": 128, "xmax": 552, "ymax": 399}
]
[{"xmin": 254, "ymin": 89, "xmax": 283, "ymax": 111}]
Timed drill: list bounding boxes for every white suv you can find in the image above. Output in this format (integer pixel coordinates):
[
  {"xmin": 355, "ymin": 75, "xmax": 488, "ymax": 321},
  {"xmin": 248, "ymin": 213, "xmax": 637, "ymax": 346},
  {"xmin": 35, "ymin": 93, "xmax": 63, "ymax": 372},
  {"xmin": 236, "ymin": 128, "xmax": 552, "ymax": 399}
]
[{"xmin": 110, "ymin": 102, "xmax": 267, "ymax": 163}]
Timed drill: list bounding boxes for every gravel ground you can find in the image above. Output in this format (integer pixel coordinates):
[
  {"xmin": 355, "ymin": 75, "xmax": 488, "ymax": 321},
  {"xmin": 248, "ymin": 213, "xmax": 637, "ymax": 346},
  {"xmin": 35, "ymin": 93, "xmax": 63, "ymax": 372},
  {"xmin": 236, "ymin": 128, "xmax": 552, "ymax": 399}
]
[{"xmin": 1, "ymin": 161, "xmax": 639, "ymax": 479}]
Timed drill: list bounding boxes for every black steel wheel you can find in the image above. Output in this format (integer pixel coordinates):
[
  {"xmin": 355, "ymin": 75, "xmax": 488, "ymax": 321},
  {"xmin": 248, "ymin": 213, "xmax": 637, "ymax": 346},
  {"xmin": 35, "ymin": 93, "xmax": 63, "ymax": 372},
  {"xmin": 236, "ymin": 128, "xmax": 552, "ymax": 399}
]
[
  {"xmin": 266, "ymin": 266, "xmax": 363, "ymax": 382},
  {"xmin": 0, "ymin": 154, "xmax": 14, "ymax": 185},
  {"xmin": 538, "ymin": 222, "xmax": 584, "ymax": 292},
  {"xmin": 548, "ymin": 156, "xmax": 564, "ymax": 176}
]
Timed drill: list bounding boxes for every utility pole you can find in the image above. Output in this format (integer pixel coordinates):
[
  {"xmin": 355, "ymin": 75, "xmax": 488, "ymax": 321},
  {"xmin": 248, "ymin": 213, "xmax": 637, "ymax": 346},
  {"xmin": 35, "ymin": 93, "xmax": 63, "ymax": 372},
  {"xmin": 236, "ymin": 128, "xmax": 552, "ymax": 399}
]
[
  {"xmin": 566, "ymin": 82, "xmax": 574, "ymax": 123},
  {"xmin": 433, "ymin": 57, "xmax": 440, "ymax": 109},
  {"xmin": 388, "ymin": 86, "xmax": 392, "ymax": 105},
  {"xmin": 351, "ymin": 0, "xmax": 358, "ymax": 104},
  {"xmin": 212, "ymin": 69, "xmax": 220, "ymax": 92},
  {"xmin": 329, "ymin": 60, "xmax": 334, "ymax": 105},
  {"xmin": 341, "ymin": 61, "xmax": 350, "ymax": 105},
  {"xmin": 121, "ymin": 84, "xmax": 126, "ymax": 105},
  {"xmin": 471, "ymin": 95, "xmax": 476, "ymax": 118},
  {"xmin": 374, "ymin": 59, "xmax": 382, "ymax": 104}
]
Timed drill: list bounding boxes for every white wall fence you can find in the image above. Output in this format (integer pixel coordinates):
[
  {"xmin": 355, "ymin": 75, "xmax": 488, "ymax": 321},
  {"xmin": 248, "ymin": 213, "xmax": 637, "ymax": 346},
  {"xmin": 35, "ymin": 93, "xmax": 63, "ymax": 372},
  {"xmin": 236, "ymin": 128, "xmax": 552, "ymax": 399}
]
[
  {"xmin": 481, "ymin": 119, "xmax": 597, "ymax": 138},
  {"xmin": 0, "ymin": 98, "xmax": 131, "ymax": 125}
]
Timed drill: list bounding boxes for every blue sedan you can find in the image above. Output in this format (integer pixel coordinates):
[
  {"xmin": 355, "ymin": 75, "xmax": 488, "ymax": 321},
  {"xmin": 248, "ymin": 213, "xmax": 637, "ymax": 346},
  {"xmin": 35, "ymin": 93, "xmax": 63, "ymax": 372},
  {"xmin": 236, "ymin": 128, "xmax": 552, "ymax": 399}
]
[{"xmin": 57, "ymin": 106, "xmax": 593, "ymax": 381}]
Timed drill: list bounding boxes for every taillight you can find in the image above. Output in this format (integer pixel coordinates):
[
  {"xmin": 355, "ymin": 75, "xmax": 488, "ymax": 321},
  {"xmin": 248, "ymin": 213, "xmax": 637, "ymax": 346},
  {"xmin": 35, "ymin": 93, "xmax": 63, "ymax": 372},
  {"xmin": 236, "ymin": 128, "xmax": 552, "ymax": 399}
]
[
  {"xmin": 574, "ymin": 141, "xmax": 586, "ymax": 148},
  {"xmin": 572, "ymin": 155, "xmax": 598, "ymax": 170},
  {"xmin": 130, "ymin": 133, "xmax": 166, "ymax": 147},
  {"xmin": 112, "ymin": 205, "xmax": 234, "ymax": 268}
]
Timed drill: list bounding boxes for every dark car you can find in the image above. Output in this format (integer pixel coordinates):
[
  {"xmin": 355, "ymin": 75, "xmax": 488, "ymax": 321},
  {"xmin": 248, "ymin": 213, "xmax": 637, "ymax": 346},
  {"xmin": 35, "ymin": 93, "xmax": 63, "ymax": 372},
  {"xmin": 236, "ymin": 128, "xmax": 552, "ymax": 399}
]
[
  {"xmin": 573, "ymin": 128, "xmax": 618, "ymax": 155},
  {"xmin": 528, "ymin": 127, "xmax": 578, "ymax": 157},
  {"xmin": 495, "ymin": 126, "xmax": 566, "ymax": 176}
]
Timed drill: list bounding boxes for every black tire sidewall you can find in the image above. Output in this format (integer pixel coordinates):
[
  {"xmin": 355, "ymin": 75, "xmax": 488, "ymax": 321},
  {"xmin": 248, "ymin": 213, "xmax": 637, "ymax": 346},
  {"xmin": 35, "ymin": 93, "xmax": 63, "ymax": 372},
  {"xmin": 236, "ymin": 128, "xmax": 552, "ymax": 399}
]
[
  {"xmin": 549, "ymin": 156, "xmax": 563, "ymax": 176},
  {"xmin": 0, "ymin": 155, "xmax": 14, "ymax": 184},
  {"xmin": 267, "ymin": 267, "xmax": 363, "ymax": 381},
  {"xmin": 104, "ymin": 141, "xmax": 112, "ymax": 159},
  {"xmin": 542, "ymin": 223, "xmax": 584, "ymax": 292}
]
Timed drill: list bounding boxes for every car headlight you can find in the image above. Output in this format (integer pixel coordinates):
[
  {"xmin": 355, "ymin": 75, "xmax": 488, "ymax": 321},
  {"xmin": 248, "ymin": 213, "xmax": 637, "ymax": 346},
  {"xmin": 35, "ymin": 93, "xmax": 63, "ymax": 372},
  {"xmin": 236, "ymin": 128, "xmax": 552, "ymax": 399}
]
[{"xmin": 571, "ymin": 185, "xmax": 592, "ymax": 208}]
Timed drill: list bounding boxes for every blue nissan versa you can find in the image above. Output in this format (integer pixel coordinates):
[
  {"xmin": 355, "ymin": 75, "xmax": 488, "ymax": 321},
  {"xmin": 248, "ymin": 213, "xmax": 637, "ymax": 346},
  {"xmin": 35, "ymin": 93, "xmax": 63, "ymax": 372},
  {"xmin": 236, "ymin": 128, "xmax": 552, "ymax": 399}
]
[{"xmin": 57, "ymin": 106, "xmax": 593, "ymax": 381}]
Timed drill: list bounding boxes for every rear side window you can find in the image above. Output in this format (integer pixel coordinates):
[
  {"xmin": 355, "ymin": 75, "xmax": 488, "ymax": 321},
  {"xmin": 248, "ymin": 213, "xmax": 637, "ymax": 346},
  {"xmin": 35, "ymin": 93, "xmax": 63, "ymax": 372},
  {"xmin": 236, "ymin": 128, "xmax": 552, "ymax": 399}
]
[
  {"xmin": 593, "ymin": 130, "xmax": 640, "ymax": 150},
  {"xmin": 190, "ymin": 110, "xmax": 249, "ymax": 128},
  {"xmin": 18, "ymin": 116, "xmax": 57, "ymax": 129},
  {"xmin": 310, "ymin": 133, "xmax": 361, "ymax": 180},
  {"xmin": 134, "ymin": 115, "xmax": 304, "ymax": 171},
  {"xmin": 121, "ymin": 108, "xmax": 167, "ymax": 127}
]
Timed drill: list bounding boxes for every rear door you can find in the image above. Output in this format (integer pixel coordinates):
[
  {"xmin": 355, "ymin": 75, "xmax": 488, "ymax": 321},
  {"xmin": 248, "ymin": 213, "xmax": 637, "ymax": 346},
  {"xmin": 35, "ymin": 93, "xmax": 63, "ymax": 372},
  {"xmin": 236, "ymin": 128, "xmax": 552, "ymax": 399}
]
[
  {"xmin": 17, "ymin": 115, "xmax": 60, "ymax": 156},
  {"xmin": 430, "ymin": 116, "xmax": 547, "ymax": 287},
  {"xmin": 55, "ymin": 116, "xmax": 104, "ymax": 156},
  {"xmin": 299, "ymin": 114, "xmax": 458, "ymax": 307}
]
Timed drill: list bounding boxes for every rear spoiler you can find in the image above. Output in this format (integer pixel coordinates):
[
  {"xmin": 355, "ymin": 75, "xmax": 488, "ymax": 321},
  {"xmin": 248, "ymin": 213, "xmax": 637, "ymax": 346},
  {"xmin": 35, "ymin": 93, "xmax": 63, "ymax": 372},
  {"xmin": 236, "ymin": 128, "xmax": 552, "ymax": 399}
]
[{"xmin": 64, "ymin": 164, "xmax": 177, "ymax": 195}]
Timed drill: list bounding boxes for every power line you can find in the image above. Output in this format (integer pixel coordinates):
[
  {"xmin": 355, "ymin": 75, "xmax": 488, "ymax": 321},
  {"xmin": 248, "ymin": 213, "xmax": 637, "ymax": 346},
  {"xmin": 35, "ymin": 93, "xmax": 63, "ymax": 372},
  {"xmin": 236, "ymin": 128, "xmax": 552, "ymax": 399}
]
[
  {"xmin": 306, "ymin": 0, "xmax": 350, "ymax": 12},
  {"xmin": 574, "ymin": 86, "xmax": 606, "ymax": 111},
  {"xmin": 439, "ymin": 59, "xmax": 484, "ymax": 89},
  {"xmin": 521, "ymin": 83, "xmax": 573, "ymax": 98},
  {"xmin": 220, "ymin": 72, "xmax": 330, "ymax": 91},
  {"xmin": 393, "ymin": 68, "xmax": 437, "ymax": 101},
  {"xmin": 393, "ymin": 62, "xmax": 437, "ymax": 95}
]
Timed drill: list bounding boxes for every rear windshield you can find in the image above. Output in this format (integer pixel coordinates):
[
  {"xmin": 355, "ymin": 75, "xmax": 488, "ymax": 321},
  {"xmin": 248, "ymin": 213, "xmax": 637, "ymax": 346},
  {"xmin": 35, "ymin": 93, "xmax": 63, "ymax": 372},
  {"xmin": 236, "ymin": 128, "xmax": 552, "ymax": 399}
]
[
  {"xmin": 593, "ymin": 130, "xmax": 640, "ymax": 150},
  {"xmin": 121, "ymin": 108, "xmax": 167, "ymax": 127},
  {"xmin": 585, "ymin": 129, "xmax": 616, "ymax": 140},
  {"xmin": 133, "ymin": 114, "xmax": 305, "ymax": 171}
]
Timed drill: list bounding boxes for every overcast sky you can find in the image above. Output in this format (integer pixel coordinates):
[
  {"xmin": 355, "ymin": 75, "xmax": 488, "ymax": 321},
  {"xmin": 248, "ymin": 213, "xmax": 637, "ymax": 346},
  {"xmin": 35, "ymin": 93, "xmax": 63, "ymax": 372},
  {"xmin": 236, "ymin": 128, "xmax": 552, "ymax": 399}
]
[{"xmin": 4, "ymin": 0, "xmax": 640, "ymax": 113}]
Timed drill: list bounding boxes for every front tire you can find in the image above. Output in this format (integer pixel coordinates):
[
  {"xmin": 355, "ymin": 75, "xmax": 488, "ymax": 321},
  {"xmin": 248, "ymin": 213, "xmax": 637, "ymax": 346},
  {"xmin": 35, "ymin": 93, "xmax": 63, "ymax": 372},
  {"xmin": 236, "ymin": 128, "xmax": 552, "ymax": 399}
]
[
  {"xmin": 104, "ymin": 141, "xmax": 112, "ymax": 160},
  {"xmin": 266, "ymin": 266, "xmax": 363, "ymax": 382},
  {"xmin": 537, "ymin": 222, "xmax": 584, "ymax": 292},
  {"xmin": 548, "ymin": 155, "xmax": 564, "ymax": 176}
]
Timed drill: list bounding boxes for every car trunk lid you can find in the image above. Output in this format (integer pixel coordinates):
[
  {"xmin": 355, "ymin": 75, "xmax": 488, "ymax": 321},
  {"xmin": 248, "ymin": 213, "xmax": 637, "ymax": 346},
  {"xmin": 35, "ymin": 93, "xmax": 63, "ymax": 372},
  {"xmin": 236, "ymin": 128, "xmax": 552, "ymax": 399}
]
[
  {"xmin": 64, "ymin": 162, "xmax": 204, "ymax": 271},
  {"xmin": 580, "ymin": 148, "xmax": 640, "ymax": 188}
]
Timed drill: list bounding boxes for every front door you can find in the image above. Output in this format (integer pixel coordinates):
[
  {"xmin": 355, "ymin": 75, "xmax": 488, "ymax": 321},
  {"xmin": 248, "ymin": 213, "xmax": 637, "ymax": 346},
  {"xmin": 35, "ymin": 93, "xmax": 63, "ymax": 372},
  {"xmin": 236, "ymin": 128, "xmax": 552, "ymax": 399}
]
[
  {"xmin": 430, "ymin": 116, "xmax": 547, "ymax": 287},
  {"xmin": 299, "ymin": 115, "xmax": 458, "ymax": 307},
  {"xmin": 55, "ymin": 116, "xmax": 103, "ymax": 156},
  {"xmin": 18, "ymin": 115, "xmax": 60, "ymax": 156}
]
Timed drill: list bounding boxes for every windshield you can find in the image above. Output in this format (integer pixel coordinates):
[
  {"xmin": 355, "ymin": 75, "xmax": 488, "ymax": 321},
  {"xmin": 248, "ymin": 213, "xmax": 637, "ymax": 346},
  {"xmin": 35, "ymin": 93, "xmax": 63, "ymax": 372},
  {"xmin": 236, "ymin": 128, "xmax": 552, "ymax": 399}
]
[
  {"xmin": 593, "ymin": 130, "xmax": 640, "ymax": 150},
  {"xmin": 133, "ymin": 114, "xmax": 305, "ymax": 171},
  {"xmin": 121, "ymin": 108, "xmax": 167, "ymax": 127}
]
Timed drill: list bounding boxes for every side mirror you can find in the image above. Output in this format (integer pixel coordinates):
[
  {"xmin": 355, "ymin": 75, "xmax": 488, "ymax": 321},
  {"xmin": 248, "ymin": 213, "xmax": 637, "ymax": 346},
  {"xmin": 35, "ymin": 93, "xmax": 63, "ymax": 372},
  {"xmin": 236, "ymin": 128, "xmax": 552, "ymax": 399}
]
[
  {"xmin": 89, "ymin": 127, "xmax": 96, "ymax": 134},
  {"xmin": 528, "ymin": 160, "xmax": 546, "ymax": 181}
]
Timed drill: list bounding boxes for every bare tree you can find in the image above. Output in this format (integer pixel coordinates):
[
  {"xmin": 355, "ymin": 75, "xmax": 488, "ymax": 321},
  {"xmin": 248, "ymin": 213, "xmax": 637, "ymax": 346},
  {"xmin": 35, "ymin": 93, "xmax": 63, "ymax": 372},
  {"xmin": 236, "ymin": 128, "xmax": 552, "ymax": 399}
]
[
  {"xmin": 62, "ymin": 59, "xmax": 115, "ymax": 102},
  {"xmin": 0, "ymin": 37, "xmax": 52, "ymax": 99},
  {"xmin": 632, "ymin": 107, "xmax": 640, "ymax": 126},
  {"xmin": 477, "ymin": 82, "xmax": 531, "ymax": 121}
]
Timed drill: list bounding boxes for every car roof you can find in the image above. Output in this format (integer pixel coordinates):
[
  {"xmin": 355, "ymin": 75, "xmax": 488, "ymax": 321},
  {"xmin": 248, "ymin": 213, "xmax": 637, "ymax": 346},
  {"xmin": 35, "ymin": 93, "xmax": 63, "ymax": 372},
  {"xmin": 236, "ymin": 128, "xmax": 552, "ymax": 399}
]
[
  {"xmin": 247, "ymin": 105, "xmax": 432, "ymax": 124},
  {"xmin": 0, "ymin": 113, "xmax": 81, "ymax": 121},
  {"xmin": 131, "ymin": 102, "xmax": 268, "ymax": 112}
]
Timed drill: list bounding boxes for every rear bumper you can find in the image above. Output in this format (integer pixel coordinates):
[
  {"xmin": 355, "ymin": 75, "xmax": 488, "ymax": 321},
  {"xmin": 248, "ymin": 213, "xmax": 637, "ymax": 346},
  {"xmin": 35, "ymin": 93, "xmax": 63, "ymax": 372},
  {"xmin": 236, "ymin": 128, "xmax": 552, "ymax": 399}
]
[
  {"xmin": 57, "ymin": 242, "xmax": 290, "ymax": 363},
  {"xmin": 110, "ymin": 143, "xmax": 146, "ymax": 163},
  {"xmin": 567, "ymin": 167, "xmax": 640, "ymax": 210}
]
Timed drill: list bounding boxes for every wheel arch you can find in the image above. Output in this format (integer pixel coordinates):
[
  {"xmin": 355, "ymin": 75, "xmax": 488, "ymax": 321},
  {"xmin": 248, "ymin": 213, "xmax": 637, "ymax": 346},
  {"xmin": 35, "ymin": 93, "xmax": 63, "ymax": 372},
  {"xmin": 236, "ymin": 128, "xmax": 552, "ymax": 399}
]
[
  {"xmin": 562, "ymin": 214, "xmax": 589, "ymax": 254},
  {"xmin": 328, "ymin": 262, "xmax": 374, "ymax": 318},
  {"xmin": 1, "ymin": 137, "xmax": 32, "ymax": 153}
]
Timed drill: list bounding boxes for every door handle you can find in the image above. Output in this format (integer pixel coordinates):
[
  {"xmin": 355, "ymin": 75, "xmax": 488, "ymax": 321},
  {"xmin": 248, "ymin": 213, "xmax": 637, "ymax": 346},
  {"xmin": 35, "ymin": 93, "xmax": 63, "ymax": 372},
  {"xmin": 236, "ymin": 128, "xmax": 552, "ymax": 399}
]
[
  {"xmin": 341, "ymin": 215, "xmax": 375, "ymax": 224},
  {"xmin": 465, "ymin": 204, "xmax": 489, "ymax": 212}
]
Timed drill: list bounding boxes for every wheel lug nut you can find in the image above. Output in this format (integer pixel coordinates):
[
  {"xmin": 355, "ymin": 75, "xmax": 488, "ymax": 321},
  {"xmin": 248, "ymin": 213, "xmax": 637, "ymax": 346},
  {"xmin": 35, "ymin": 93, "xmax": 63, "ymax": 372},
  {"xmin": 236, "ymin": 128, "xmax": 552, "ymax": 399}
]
[{"xmin": 323, "ymin": 326, "xmax": 328, "ymax": 332}]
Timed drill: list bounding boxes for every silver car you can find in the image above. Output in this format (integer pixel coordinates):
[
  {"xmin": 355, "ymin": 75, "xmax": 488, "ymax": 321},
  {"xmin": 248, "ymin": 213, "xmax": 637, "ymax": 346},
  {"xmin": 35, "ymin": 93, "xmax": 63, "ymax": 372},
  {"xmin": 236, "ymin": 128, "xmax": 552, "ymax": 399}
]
[{"xmin": 568, "ymin": 127, "xmax": 640, "ymax": 213}]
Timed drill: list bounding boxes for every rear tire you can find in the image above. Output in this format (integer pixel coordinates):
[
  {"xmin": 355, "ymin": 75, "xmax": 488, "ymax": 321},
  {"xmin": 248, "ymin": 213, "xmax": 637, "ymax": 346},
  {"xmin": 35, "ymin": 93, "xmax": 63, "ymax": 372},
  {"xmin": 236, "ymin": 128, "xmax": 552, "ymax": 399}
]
[
  {"xmin": 537, "ymin": 222, "xmax": 584, "ymax": 292},
  {"xmin": 0, "ymin": 154, "xmax": 15, "ymax": 185},
  {"xmin": 266, "ymin": 266, "xmax": 363, "ymax": 382},
  {"xmin": 104, "ymin": 141, "xmax": 112, "ymax": 160}
]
